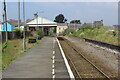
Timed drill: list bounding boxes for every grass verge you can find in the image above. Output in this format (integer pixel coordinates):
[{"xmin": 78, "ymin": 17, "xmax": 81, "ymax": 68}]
[{"xmin": 1, "ymin": 37, "xmax": 42, "ymax": 70}]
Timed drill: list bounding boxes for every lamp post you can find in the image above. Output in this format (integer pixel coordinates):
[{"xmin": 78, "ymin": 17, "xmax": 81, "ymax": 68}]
[{"xmin": 34, "ymin": 12, "xmax": 38, "ymax": 41}]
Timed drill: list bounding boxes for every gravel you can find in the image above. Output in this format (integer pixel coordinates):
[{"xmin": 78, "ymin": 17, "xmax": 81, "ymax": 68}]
[{"xmin": 65, "ymin": 36, "xmax": 118, "ymax": 78}]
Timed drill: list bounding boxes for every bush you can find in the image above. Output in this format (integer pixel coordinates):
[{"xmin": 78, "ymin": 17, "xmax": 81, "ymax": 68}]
[
  {"xmin": 38, "ymin": 29, "xmax": 44, "ymax": 38},
  {"xmin": 79, "ymin": 24, "xmax": 93, "ymax": 31},
  {"xmin": 14, "ymin": 28, "xmax": 22, "ymax": 38},
  {"xmin": 63, "ymin": 29, "xmax": 75, "ymax": 36},
  {"xmin": 79, "ymin": 32, "xmax": 85, "ymax": 38}
]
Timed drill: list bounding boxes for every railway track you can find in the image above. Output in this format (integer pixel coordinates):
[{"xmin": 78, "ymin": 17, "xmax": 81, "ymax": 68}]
[{"xmin": 58, "ymin": 37, "xmax": 116, "ymax": 80}]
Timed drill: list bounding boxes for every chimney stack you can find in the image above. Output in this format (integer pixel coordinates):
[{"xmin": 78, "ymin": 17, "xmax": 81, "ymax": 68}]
[{"xmin": 34, "ymin": 13, "xmax": 38, "ymax": 19}]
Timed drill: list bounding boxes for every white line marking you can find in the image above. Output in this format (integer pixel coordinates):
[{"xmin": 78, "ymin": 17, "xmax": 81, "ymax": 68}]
[
  {"xmin": 56, "ymin": 38, "xmax": 75, "ymax": 79},
  {"xmin": 52, "ymin": 38, "xmax": 55, "ymax": 80},
  {"xmin": 52, "ymin": 69, "xmax": 55, "ymax": 74},
  {"xmin": 53, "ymin": 75, "xmax": 55, "ymax": 80},
  {"xmin": 53, "ymin": 55, "xmax": 55, "ymax": 59},
  {"xmin": 53, "ymin": 51, "xmax": 55, "ymax": 54},
  {"xmin": 53, "ymin": 59, "xmax": 55, "ymax": 64},
  {"xmin": 52, "ymin": 64, "xmax": 55, "ymax": 68}
]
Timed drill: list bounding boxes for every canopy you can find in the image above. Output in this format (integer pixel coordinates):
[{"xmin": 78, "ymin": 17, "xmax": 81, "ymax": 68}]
[{"xmin": 27, "ymin": 17, "xmax": 57, "ymax": 27}]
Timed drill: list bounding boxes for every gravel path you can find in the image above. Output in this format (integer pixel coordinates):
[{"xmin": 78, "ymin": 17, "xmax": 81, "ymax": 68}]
[{"xmin": 65, "ymin": 36, "xmax": 118, "ymax": 78}]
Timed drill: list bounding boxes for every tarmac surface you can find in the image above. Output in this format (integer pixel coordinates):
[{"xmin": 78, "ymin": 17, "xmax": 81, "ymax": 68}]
[{"xmin": 2, "ymin": 37, "xmax": 70, "ymax": 79}]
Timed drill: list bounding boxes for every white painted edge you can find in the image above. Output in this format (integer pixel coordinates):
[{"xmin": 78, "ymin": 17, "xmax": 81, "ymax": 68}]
[
  {"xmin": 53, "ymin": 51, "xmax": 55, "ymax": 54},
  {"xmin": 56, "ymin": 38, "xmax": 75, "ymax": 79},
  {"xmin": 52, "ymin": 69, "xmax": 55, "ymax": 74},
  {"xmin": 53, "ymin": 75, "xmax": 55, "ymax": 80}
]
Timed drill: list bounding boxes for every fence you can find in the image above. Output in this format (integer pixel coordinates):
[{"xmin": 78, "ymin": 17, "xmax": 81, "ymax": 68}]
[{"xmin": 1, "ymin": 31, "xmax": 30, "ymax": 43}]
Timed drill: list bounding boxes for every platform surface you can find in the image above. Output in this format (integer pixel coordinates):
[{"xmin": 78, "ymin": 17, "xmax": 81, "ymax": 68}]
[{"xmin": 2, "ymin": 37, "xmax": 70, "ymax": 79}]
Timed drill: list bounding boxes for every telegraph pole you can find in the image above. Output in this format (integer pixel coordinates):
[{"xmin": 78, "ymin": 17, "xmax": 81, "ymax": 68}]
[
  {"xmin": 23, "ymin": 0, "xmax": 26, "ymax": 50},
  {"xmin": 4, "ymin": 0, "xmax": 8, "ymax": 43},
  {"xmin": 18, "ymin": 0, "xmax": 20, "ymax": 28},
  {"xmin": 34, "ymin": 12, "xmax": 38, "ymax": 41}
]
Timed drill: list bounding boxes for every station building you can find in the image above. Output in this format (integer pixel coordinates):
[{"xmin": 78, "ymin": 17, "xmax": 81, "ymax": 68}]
[{"xmin": 27, "ymin": 17, "xmax": 68, "ymax": 36}]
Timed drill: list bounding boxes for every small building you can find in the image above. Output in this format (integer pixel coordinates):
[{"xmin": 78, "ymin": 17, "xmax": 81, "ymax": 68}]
[
  {"xmin": 57, "ymin": 23, "xmax": 68, "ymax": 35},
  {"xmin": 1, "ymin": 22, "xmax": 14, "ymax": 31},
  {"xmin": 27, "ymin": 17, "xmax": 57, "ymax": 36},
  {"xmin": 93, "ymin": 19, "xmax": 103, "ymax": 26},
  {"xmin": 68, "ymin": 23, "xmax": 81, "ymax": 30},
  {"xmin": 0, "ymin": 19, "xmax": 19, "ymax": 31}
]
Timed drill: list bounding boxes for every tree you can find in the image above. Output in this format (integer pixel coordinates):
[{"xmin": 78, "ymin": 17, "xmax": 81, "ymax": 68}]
[
  {"xmin": 54, "ymin": 14, "xmax": 67, "ymax": 23},
  {"xmin": 70, "ymin": 20, "xmax": 81, "ymax": 24},
  {"xmin": 64, "ymin": 18, "xmax": 67, "ymax": 23}
]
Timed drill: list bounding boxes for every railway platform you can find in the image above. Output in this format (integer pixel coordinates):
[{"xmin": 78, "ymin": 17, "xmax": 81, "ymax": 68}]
[{"xmin": 2, "ymin": 37, "xmax": 72, "ymax": 79}]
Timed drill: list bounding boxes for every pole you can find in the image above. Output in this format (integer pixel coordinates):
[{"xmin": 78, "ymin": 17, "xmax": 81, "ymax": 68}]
[
  {"xmin": 36, "ymin": 13, "xmax": 38, "ymax": 41},
  {"xmin": 23, "ymin": 0, "xmax": 26, "ymax": 50},
  {"xmin": 4, "ymin": 0, "xmax": 8, "ymax": 43},
  {"xmin": 2, "ymin": 14, "xmax": 4, "ymax": 26},
  {"xmin": 18, "ymin": 0, "xmax": 20, "ymax": 28}
]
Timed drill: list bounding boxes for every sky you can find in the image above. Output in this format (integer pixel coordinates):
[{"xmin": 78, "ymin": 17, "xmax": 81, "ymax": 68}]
[{"xmin": 0, "ymin": 1, "xmax": 119, "ymax": 26}]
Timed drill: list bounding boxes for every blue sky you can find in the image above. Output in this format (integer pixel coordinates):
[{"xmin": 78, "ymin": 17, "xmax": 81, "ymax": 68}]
[{"xmin": 1, "ymin": 2, "xmax": 118, "ymax": 26}]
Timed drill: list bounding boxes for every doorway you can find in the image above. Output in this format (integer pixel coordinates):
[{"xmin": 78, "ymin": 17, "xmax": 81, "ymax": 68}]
[{"xmin": 44, "ymin": 27, "xmax": 49, "ymax": 36}]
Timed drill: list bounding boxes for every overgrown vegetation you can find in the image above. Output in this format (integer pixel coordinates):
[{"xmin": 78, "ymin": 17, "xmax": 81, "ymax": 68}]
[
  {"xmin": 38, "ymin": 29, "xmax": 44, "ymax": 38},
  {"xmin": 63, "ymin": 24, "xmax": 119, "ymax": 45},
  {"xmin": 63, "ymin": 29, "xmax": 75, "ymax": 36},
  {"xmin": 14, "ymin": 28, "xmax": 22, "ymax": 38}
]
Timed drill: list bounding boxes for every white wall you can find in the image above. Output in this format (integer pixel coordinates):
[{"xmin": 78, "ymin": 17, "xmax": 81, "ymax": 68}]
[{"xmin": 57, "ymin": 25, "xmax": 68, "ymax": 36}]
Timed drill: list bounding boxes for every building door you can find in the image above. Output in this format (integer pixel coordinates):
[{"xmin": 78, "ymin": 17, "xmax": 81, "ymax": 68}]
[{"xmin": 44, "ymin": 27, "xmax": 49, "ymax": 36}]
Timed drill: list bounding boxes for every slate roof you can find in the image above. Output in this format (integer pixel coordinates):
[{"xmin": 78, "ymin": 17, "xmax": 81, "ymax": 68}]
[
  {"xmin": 27, "ymin": 17, "xmax": 57, "ymax": 26},
  {"xmin": 20, "ymin": 19, "xmax": 34, "ymax": 26},
  {"xmin": 7, "ymin": 19, "xmax": 19, "ymax": 27},
  {"xmin": 0, "ymin": 19, "xmax": 35, "ymax": 26},
  {"xmin": 26, "ymin": 19, "xmax": 34, "ymax": 23}
]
